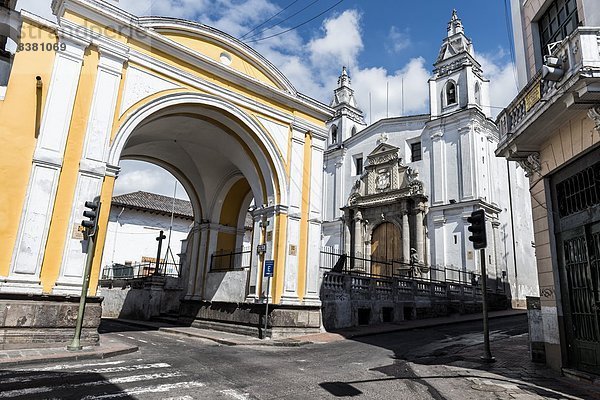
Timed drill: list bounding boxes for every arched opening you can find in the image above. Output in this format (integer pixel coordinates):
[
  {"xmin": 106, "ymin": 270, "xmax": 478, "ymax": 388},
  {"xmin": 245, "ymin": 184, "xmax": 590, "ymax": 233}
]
[
  {"xmin": 330, "ymin": 124, "xmax": 338, "ymax": 144},
  {"xmin": 351, "ymin": 125, "xmax": 357, "ymax": 136},
  {"xmin": 474, "ymin": 82, "xmax": 481, "ymax": 106},
  {"xmin": 101, "ymin": 160, "xmax": 195, "ymax": 281},
  {"xmin": 107, "ymin": 93, "xmax": 285, "ymax": 307},
  {"xmin": 371, "ymin": 222, "xmax": 401, "ymax": 276},
  {"xmin": 445, "ymin": 80, "xmax": 457, "ymax": 106}
]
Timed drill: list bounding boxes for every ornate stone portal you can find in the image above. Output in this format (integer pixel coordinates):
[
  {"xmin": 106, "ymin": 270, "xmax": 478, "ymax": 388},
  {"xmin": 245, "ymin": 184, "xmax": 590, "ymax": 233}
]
[{"xmin": 342, "ymin": 143, "xmax": 428, "ymax": 275}]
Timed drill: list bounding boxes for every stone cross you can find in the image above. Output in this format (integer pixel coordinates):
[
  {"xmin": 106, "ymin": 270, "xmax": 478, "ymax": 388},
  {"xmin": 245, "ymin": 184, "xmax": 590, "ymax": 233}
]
[{"xmin": 155, "ymin": 230, "xmax": 166, "ymax": 275}]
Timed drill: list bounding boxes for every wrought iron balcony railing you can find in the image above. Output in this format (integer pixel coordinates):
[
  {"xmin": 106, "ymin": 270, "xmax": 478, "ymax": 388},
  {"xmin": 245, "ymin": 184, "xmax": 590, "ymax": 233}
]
[{"xmin": 496, "ymin": 27, "xmax": 600, "ymax": 155}]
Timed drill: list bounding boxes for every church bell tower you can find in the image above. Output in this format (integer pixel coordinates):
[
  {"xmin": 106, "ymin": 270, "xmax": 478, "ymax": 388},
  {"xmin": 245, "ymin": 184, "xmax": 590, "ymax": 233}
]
[
  {"xmin": 429, "ymin": 10, "xmax": 491, "ymax": 118},
  {"xmin": 327, "ymin": 66, "xmax": 366, "ymax": 147}
]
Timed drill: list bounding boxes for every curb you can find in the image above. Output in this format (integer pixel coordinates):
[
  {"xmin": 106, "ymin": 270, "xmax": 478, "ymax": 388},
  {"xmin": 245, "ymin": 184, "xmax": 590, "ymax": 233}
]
[
  {"xmin": 0, "ymin": 344, "xmax": 139, "ymax": 368},
  {"xmin": 334, "ymin": 311, "xmax": 527, "ymax": 340},
  {"xmin": 159, "ymin": 327, "xmax": 311, "ymax": 347}
]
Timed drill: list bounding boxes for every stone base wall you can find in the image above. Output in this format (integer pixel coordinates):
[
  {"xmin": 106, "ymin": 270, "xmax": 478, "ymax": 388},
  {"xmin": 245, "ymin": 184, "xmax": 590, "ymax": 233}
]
[
  {"xmin": 179, "ymin": 300, "xmax": 321, "ymax": 339},
  {"xmin": 99, "ymin": 276, "xmax": 185, "ymax": 320},
  {"xmin": 321, "ymin": 273, "xmax": 509, "ymax": 330},
  {"xmin": 0, "ymin": 294, "xmax": 102, "ymax": 350}
]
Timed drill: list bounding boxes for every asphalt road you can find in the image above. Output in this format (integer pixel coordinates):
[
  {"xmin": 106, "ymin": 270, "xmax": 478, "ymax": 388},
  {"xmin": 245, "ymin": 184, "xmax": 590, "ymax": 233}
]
[{"xmin": 0, "ymin": 315, "xmax": 544, "ymax": 400}]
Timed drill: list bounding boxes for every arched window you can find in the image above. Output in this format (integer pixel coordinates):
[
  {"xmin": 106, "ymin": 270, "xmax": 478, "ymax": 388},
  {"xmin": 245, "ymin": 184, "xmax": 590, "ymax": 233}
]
[
  {"xmin": 331, "ymin": 124, "xmax": 338, "ymax": 144},
  {"xmin": 474, "ymin": 82, "xmax": 481, "ymax": 106},
  {"xmin": 351, "ymin": 126, "xmax": 357, "ymax": 136},
  {"xmin": 446, "ymin": 81, "xmax": 457, "ymax": 106}
]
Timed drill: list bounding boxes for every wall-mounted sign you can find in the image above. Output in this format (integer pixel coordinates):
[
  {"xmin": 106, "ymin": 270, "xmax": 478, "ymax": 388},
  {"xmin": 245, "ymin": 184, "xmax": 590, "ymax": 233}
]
[
  {"xmin": 257, "ymin": 244, "xmax": 267, "ymax": 254},
  {"xmin": 264, "ymin": 260, "xmax": 274, "ymax": 277}
]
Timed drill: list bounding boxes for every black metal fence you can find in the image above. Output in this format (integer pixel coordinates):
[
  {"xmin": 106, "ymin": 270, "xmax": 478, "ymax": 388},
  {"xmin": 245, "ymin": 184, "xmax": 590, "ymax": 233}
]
[
  {"xmin": 210, "ymin": 246, "xmax": 252, "ymax": 271},
  {"xmin": 101, "ymin": 261, "xmax": 181, "ymax": 280},
  {"xmin": 320, "ymin": 248, "xmax": 492, "ymax": 289}
]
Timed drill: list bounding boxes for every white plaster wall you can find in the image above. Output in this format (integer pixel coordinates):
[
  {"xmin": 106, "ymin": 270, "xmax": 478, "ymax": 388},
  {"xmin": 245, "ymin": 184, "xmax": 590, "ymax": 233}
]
[{"xmin": 100, "ymin": 206, "xmax": 192, "ymax": 271}]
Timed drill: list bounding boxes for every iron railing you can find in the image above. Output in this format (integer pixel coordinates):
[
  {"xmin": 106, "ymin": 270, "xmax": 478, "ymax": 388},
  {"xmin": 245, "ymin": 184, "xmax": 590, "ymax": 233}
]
[
  {"xmin": 320, "ymin": 249, "xmax": 492, "ymax": 290},
  {"xmin": 210, "ymin": 246, "xmax": 251, "ymax": 271},
  {"xmin": 100, "ymin": 261, "xmax": 180, "ymax": 280}
]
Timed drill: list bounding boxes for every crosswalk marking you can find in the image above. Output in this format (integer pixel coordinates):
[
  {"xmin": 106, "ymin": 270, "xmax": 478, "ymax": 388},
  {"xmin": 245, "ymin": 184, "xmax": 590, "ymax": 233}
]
[
  {"xmin": 81, "ymin": 362, "xmax": 171, "ymax": 374},
  {"xmin": 80, "ymin": 381, "xmax": 205, "ymax": 399},
  {"xmin": 0, "ymin": 372, "xmax": 185, "ymax": 398},
  {"xmin": 220, "ymin": 389, "xmax": 251, "ymax": 400},
  {"xmin": 32, "ymin": 360, "xmax": 127, "ymax": 371}
]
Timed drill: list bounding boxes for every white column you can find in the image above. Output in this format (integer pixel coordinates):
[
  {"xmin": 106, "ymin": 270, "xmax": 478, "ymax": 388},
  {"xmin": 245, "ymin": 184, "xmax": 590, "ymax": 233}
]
[
  {"xmin": 343, "ymin": 213, "xmax": 351, "ymax": 255},
  {"xmin": 246, "ymin": 217, "xmax": 262, "ymax": 301},
  {"xmin": 184, "ymin": 223, "xmax": 202, "ymax": 300},
  {"xmin": 354, "ymin": 211, "xmax": 363, "ymax": 258},
  {"xmin": 402, "ymin": 209, "xmax": 410, "ymax": 264},
  {"xmin": 6, "ymin": 34, "xmax": 89, "ymax": 293},
  {"xmin": 431, "ymin": 132, "xmax": 446, "ymax": 205},
  {"xmin": 459, "ymin": 127, "xmax": 475, "ymax": 200},
  {"xmin": 415, "ymin": 207, "xmax": 425, "ymax": 264},
  {"xmin": 304, "ymin": 136, "xmax": 325, "ymax": 305},
  {"xmin": 54, "ymin": 45, "xmax": 127, "ymax": 295},
  {"xmin": 280, "ymin": 128, "xmax": 305, "ymax": 303}
]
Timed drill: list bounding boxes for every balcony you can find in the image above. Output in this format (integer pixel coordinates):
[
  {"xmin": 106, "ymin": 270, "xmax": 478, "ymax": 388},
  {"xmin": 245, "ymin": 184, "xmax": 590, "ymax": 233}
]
[{"xmin": 496, "ymin": 27, "xmax": 600, "ymax": 162}]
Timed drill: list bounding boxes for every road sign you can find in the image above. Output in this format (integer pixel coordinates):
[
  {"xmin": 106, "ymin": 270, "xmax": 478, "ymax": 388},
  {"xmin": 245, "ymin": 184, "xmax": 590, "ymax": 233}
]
[
  {"xmin": 264, "ymin": 260, "xmax": 274, "ymax": 277},
  {"xmin": 257, "ymin": 244, "xmax": 267, "ymax": 254}
]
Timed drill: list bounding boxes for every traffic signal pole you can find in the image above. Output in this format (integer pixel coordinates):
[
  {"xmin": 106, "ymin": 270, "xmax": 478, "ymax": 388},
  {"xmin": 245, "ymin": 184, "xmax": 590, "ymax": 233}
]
[
  {"xmin": 67, "ymin": 232, "xmax": 97, "ymax": 351},
  {"xmin": 480, "ymin": 248, "xmax": 494, "ymax": 362},
  {"xmin": 467, "ymin": 209, "xmax": 495, "ymax": 363},
  {"xmin": 68, "ymin": 200, "xmax": 101, "ymax": 351}
]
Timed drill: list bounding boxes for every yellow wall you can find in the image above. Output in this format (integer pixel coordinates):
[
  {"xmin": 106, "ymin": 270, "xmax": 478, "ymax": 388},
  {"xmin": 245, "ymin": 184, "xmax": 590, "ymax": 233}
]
[
  {"xmin": 0, "ymin": 22, "xmax": 57, "ymax": 276},
  {"xmin": 89, "ymin": 175, "xmax": 116, "ymax": 295},
  {"xmin": 39, "ymin": 47, "xmax": 100, "ymax": 293},
  {"xmin": 296, "ymin": 133, "xmax": 312, "ymax": 301},
  {"xmin": 215, "ymin": 178, "xmax": 251, "ymax": 252},
  {"xmin": 160, "ymin": 32, "xmax": 281, "ymax": 90}
]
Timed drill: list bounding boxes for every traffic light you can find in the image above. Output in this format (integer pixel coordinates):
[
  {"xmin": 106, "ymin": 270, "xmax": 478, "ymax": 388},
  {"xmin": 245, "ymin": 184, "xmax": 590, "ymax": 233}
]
[
  {"xmin": 81, "ymin": 200, "xmax": 101, "ymax": 236},
  {"xmin": 467, "ymin": 209, "xmax": 487, "ymax": 249}
]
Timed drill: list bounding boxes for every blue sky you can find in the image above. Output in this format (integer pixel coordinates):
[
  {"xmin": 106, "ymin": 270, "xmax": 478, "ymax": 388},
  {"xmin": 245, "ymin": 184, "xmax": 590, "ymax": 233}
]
[{"xmin": 17, "ymin": 0, "xmax": 518, "ymax": 199}]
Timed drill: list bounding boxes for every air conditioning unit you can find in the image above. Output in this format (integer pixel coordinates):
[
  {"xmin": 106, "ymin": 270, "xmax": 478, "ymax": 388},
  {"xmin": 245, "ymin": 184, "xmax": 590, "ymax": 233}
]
[{"xmin": 542, "ymin": 55, "xmax": 564, "ymax": 82}]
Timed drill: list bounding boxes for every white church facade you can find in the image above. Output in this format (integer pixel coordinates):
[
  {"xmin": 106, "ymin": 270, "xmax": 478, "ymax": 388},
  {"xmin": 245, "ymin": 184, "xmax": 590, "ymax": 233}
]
[{"xmin": 322, "ymin": 11, "xmax": 539, "ymax": 306}]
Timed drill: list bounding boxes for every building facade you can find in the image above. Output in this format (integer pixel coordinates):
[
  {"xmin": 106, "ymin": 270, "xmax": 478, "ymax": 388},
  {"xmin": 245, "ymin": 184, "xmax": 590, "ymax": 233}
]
[
  {"xmin": 100, "ymin": 191, "xmax": 194, "ymax": 273},
  {"xmin": 498, "ymin": 0, "xmax": 600, "ymax": 374},
  {"xmin": 323, "ymin": 11, "xmax": 539, "ymax": 306},
  {"xmin": 0, "ymin": 0, "xmax": 331, "ymax": 345}
]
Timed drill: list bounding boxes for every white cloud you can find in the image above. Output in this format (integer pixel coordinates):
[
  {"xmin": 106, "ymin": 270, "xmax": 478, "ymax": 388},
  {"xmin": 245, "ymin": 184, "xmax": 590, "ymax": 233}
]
[
  {"xmin": 308, "ymin": 10, "xmax": 363, "ymax": 70},
  {"xmin": 115, "ymin": 161, "xmax": 189, "ymax": 200},
  {"xmin": 351, "ymin": 57, "xmax": 431, "ymax": 123},
  {"xmin": 386, "ymin": 26, "xmax": 410, "ymax": 54},
  {"xmin": 476, "ymin": 49, "xmax": 519, "ymax": 117}
]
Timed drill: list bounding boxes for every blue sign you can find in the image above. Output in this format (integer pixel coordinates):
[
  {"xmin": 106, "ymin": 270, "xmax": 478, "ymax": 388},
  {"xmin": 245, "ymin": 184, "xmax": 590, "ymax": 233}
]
[{"xmin": 264, "ymin": 260, "xmax": 274, "ymax": 277}]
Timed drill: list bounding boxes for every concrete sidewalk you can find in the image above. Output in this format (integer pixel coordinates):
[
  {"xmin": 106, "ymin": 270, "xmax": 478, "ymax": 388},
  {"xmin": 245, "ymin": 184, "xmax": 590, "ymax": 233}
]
[{"xmin": 0, "ymin": 336, "xmax": 138, "ymax": 368}]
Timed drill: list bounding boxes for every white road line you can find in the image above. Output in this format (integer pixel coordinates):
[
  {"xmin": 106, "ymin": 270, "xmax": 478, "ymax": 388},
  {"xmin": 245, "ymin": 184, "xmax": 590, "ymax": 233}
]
[
  {"xmin": 0, "ymin": 372, "xmax": 185, "ymax": 398},
  {"xmin": 80, "ymin": 362, "xmax": 171, "ymax": 374},
  {"xmin": 137, "ymin": 339, "xmax": 148, "ymax": 343},
  {"xmin": 30, "ymin": 360, "xmax": 127, "ymax": 371},
  {"xmin": 162, "ymin": 397, "xmax": 193, "ymax": 400},
  {"xmin": 126, "ymin": 336, "xmax": 136, "ymax": 340},
  {"xmin": 80, "ymin": 381, "xmax": 205, "ymax": 399},
  {"xmin": 220, "ymin": 389, "xmax": 251, "ymax": 400}
]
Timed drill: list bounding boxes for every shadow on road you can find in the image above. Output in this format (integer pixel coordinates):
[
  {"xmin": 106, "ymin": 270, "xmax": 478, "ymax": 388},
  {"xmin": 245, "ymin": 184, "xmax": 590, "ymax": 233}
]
[
  {"xmin": 320, "ymin": 315, "xmax": 600, "ymax": 399},
  {"xmin": 0, "ymin": 369, "xmax": 137, "ymax": 399}
]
